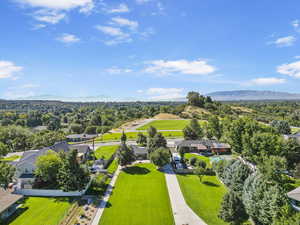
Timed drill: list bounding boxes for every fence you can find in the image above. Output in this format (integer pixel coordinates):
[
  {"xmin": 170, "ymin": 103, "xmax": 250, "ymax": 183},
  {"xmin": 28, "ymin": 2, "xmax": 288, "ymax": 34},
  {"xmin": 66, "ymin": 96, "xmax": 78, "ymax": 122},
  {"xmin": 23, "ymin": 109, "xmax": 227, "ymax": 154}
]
[{"xmin": 14, "ymin": 179, "xmax": 93, "ymax": 197}]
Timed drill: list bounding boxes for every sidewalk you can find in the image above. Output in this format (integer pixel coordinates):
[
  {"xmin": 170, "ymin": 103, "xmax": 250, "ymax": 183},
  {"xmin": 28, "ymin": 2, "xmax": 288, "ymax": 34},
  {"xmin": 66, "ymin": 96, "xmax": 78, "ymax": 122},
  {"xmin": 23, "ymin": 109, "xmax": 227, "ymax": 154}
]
[
  {"xmin": 164, "ymin": 164, "xmax": 207, "ymax": 225},
  {"xmin": 91, "ymin": 166, "xmax": 121, "ymax": 225}
]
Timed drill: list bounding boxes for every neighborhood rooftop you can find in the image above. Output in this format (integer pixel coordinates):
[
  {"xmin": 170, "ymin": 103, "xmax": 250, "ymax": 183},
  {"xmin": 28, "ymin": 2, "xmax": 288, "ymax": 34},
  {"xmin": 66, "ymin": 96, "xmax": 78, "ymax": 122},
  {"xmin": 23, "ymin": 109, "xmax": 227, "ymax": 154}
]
[
  {"xmin": 287, "ymin": 186, "xmax": 300, "ymax": 202},
  {"xmin": 0, "ymin": 190, "xmax": 23, "ymax": 215}
]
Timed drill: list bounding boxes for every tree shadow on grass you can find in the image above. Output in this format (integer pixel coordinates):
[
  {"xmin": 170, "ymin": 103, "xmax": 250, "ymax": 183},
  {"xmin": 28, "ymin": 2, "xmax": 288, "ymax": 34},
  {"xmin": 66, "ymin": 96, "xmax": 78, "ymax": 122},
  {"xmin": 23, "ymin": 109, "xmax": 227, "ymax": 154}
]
[
  {"xmin": 3, "ymin": 206, "xmax": 28, "ymax": 225},
  {"xmin": 202, "ymin": 181, "xmax": 220, "ymax": 187},
  {"xmin": 123, "ymin": 166, "xmax": 150, "ymax": 175}
]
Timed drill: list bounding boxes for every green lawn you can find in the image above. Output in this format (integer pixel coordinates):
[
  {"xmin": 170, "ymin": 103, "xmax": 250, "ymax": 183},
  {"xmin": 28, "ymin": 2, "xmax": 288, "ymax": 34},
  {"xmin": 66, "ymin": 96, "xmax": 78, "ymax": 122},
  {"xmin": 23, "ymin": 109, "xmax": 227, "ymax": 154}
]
[
  {"xmin": 95, "ymin": 131, "xmax": 183, "ymax": 142},
  {"xmin": 177, "ymin": 175, "xmax": 227, "ymax": 225},
  {"xmin": 137, "ymin": 119, "xmax": 207, "ymax": 131},
  {"xmin": 95, "ymin": 145, "xmax": 119, "ymax": 159},
  {"xmin": 1, "ymin": 155, "xmax": 20, "ymax": 162},
  {"xmin": 99, "ymin": 163, "xmax": 174, "ymax": 225},
  {"xmin": 184, "ymin": 153, "xmax": 211, "ymax": 167},
  {"xmin": 7, "ymin": 197, "xmax": 73, "ymax": 225},
  {"xmin": 107, "ymin": 159, "xmax": 118, "ymax": 174}
]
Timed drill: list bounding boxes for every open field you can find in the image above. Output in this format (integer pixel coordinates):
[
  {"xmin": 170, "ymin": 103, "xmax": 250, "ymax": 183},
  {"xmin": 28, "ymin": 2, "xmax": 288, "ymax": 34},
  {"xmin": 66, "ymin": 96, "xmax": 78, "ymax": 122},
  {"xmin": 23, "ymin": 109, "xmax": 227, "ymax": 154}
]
[
  {"xmin": 137, "ymin": 119, "xmax": 207, "ymax": 131},
  {"xmin": 95, "ymin": 131, "xmax": 183, "ymax": 142},
  {"xmin": 7, "ymin": 197, "xmax": 73, "ymax": 225},
  {"xmin": 1, "ymin": 155, "xmax": 20, "ymax": 162},
  {"xmin": 177, "ymin": 174, "xmax": 227, "ymax": 225},
  {"xmin": 99, "ymin": 163, "xmax": 174, "ymax": 225},
  {"xmin": 94, "ymin": 145, "xmax": 119, "ymax": 160}
]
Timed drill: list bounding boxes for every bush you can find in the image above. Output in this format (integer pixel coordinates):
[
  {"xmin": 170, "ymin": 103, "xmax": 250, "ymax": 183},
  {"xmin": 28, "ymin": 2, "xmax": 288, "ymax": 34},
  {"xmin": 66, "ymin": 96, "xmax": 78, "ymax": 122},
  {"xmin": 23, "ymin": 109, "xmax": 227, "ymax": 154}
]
[{"xmin": 189, "ymin": 157, "xmax": 197, "ymax": 166}]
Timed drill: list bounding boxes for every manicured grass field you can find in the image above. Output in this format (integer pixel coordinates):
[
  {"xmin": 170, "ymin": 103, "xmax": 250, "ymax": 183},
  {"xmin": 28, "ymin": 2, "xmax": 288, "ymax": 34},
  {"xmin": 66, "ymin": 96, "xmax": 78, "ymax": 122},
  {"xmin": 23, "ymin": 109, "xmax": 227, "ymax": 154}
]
[
  {"xmin": 95, "ymin": 131, "xmax": 183, "ymax": 142},
  {"xmin": 7, "ymin": 197, "xmax": 73, "ymax": 225},
  {"xmin": 95, "ymin": 145, "xmax": 119, "ymax": 159},
  {"xmin": 99, "ymin": 163, "xmax": 174, "ymax": 225},
  {"xmin": 137, "ymin": 119, "xmax": 207, "ymax": 131},
  {"xmin": 177, "ymin": 174, "xmax": 227, "ymax": 225}
]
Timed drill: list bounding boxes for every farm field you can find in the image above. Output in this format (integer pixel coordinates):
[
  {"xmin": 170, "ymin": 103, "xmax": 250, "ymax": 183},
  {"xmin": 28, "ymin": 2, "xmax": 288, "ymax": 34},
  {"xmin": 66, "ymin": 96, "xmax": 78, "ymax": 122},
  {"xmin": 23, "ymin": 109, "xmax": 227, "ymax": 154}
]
[
  {"xmin": 99, "ymin": 163, "xmax": 174, "ymax": 225},
  {"xmin": 95, "ymin": 131, "xmax": 183, "ymax": 142},
  {"xmin": 94, "ymin": 145, "xmax": 119, "ymax": 160},
  {"xmin": 177, "ymin": 174, "xmax": 228, "ymax": 225},
  {"xmin": 7, "ymin": 197, "xmax": 73, "ymax": 225},
  {"xmin": 137, "ymin": 119, "xmax": 207, "ymax": 131}
]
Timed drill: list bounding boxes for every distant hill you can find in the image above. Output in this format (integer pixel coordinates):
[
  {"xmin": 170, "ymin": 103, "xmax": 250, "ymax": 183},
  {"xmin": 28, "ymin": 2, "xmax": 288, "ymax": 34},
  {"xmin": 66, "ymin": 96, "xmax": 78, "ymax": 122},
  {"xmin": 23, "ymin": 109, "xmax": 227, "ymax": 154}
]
[{"xmin": 207, "ymin": 90, "xmax": 300, "ymax": 101}]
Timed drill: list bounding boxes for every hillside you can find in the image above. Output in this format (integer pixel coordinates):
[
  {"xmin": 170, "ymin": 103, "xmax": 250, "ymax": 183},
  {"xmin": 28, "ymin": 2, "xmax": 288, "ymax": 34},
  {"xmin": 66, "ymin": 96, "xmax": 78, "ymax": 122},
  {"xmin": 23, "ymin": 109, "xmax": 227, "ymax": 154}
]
[{"xmin": 207, "ymin": 90, "xmax": 300, "ymax": 101}]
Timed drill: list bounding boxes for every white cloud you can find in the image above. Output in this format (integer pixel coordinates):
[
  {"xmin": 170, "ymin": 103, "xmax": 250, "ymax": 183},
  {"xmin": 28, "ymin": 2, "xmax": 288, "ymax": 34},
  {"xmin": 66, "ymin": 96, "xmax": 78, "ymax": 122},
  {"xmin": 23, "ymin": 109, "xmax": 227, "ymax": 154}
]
[
  {"xmin": 0, "ymin": 61, "xmax": 23, "ymax": 79},
  {"xmin": 277, "ymin": 60, "xmax": 300, "ymax": 78},
  {"xmin": 292, "ymin": 20, "xmax": 300, "ymax": 29},
  {"xmin": 105, "ymin": 67, "xmax": 132, "ymax": 74},
  {"xmin": 17, "ymin": 0, "xmax": 94, "ymax": 24},
  {"xmin": 33, "ymin": 9, "xmax": 66, "ymax": 24},
  {"xmin": 271, "ymin": 36, "xmax": 296, "ymax": 47},
  {"xmin": 17, "ymin": 0, "xmax": 94, "ymax": 11},
  {"xmin": 96, "ymin": 25, "xmax": 126, "ymax": 37},
  {"xmin": 32, "ymin": 23, "xmax": 46, "ymax": 30},
  {"xmin": 250, "ymin": 77, "xmax": 286, "ymax": 85},
  {"xmin": 104, "ymin": 3, "xmax": 129, "ymax": 13},
  {"xmin": 111, "ymin": 17, "xmax": 138, "ymax": 30},
  {"xmin": 136, "ymin": 0, "xmax": 151, "ymax": 4},
  {"xmin": 57, "ymin": 33, "xmax": 80, "ymax": 43},
  {"xmin": 95, "ymin": 25, "xmax": 132, "ymax": 45},
  {"xmin": 295, "ymin": 56, "xmax": 300, "ymax": 59},
  {"xmin": 145, "ymin": 88, "xmax": 184, "ymax": 100},
  {"xmin": 144, "ymin": 59, "xmax": 216, "ymax": 75}
]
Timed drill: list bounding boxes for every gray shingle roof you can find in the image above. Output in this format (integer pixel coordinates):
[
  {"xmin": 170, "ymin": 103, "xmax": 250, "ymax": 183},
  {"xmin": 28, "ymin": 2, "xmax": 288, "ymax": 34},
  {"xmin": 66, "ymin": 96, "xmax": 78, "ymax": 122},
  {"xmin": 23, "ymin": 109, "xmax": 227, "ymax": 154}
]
[
  {"xmin": 0, "ymin": 190, "xmax": 23, "ymax": 214},
  {"xmin": 288, "ymin": 186, "xmax": 300, "ymax": 201},
  {"xmin": 130, "ymin": 145, "xmax": 148, "ymax": 155},
  {"xmin": 66, "ymin": 134, "xmax": 98, "ymax": 139}
]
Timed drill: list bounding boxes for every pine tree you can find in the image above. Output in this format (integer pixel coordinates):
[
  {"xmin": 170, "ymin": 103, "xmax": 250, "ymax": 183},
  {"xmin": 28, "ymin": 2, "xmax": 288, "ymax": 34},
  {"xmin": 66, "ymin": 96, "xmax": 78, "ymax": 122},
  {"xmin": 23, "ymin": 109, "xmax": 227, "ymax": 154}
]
[
  {"xmin": 219, "ymin": 191, "xmax": 248, "ymax": 224},
  {"xmin": 116, "ymin": 143, "xmax": 135, "ymax": 166}
]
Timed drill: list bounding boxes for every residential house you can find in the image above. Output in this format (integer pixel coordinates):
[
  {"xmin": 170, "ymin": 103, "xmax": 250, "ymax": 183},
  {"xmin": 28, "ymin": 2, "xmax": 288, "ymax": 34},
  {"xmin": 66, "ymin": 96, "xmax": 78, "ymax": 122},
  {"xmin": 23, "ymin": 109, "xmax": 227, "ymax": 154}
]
[
  {"xmin": 66, "ymin": 134, "xmax": 98, "ymax": 142},
  {"xmin": 287, "ymin": 186, "xmax": 300, "ymax": 211},
  {"xmin": 130, "ymin": 145, "xmax": 148, "ymax": 160},
  {"xmin": 175, "ymin": 139, "xmax": 231, "ymax": 154},
  {"xmin": 0, "ymin": 190, "xmax": 23, "ymax": 220},
  {"xmin": 283, "ymin": 132, "xmax": 300, "ymax": 144},
  {"xmin": 14, "ymin": 142, "xmax": 91, "ymax": 189}
]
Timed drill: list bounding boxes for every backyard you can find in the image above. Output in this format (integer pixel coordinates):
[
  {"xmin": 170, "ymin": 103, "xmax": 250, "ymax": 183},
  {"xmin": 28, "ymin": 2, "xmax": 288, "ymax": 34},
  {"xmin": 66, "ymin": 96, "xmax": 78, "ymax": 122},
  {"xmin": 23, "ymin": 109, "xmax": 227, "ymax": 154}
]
[
  {"xmin": 6, "ymin": 197, "xmax": 73, "ymax": 225},
  {"xmin": 137, "ymin": 119, "xmax": 207, "ymax": 130},
  {"xmin": 99, "ymin": 163, "xmax": 174, "ymax": 225},
  {"xmin": 177, "ymin": 174, "xmax": 227, "ymax": 225},
  {"xmin": 94, "ymin": 145, "xmax": 119, "ymax": 160}
]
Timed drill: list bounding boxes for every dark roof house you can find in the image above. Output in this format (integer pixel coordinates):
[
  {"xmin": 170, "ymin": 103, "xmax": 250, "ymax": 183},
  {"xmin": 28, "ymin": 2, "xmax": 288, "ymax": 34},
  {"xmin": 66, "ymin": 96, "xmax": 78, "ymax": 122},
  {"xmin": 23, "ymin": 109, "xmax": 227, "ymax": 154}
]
[
  {"xmin": 0, "ymin": 190, "xmax": 23, "ymax": 220},
  {"xmin": 130, "ymin": 145, "xmax": 148, "ymax": 160}
]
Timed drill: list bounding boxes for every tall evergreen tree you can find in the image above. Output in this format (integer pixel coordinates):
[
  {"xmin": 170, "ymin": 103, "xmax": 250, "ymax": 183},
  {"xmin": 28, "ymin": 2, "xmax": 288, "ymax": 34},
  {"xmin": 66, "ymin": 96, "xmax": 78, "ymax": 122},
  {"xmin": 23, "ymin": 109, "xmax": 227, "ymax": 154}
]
[
  {"xmin": 57, "ymin": 149, "xmax": 89, "ymax": 191},
  {"xmin": 116, "ymin": 143, "xmax": 135, "ymax": 166},
  {"xmin": 219, "ymin": 191, "xmax": 248, "ymax": 224}
]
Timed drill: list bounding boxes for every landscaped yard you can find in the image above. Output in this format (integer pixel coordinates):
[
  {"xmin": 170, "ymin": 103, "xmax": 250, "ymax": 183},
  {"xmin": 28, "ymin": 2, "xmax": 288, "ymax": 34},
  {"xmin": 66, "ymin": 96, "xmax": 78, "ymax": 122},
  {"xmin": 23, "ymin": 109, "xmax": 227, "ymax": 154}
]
[
  {"xmin": 94, "ymin": 131, "xmax": 183, "ymax": 142},
  {"xmin": 177, "ymin": 174, "xmax": 227, "ymax": 225},
  {"xmin": 7, "ymin": 197, "xmax": 73, "ymax": 225},
  {"xmin": 107, "ymin": 159, "xmax": 118, "ymax": 174},
  {"xmin": 94, "ymin": 145, "xmax": 119, "ymax": 159},
  {"xmin": 137, "ymin": 119, "xmax": 207, "ymax": 130},
  {"xmin": 99, "ymin": 163, "xmax": 174, "ymax": 225},
  {"xmin": 184, "ymin": 153, "xmax": 211, "ymax": 167}
]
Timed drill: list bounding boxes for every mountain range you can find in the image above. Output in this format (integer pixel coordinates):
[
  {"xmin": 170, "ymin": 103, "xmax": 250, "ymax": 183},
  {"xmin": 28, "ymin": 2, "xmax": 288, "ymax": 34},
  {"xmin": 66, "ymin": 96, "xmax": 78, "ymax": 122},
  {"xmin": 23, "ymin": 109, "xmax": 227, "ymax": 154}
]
[{"xmin": 207, "ymin": 90, "xmax": 300, "ymax": 101}]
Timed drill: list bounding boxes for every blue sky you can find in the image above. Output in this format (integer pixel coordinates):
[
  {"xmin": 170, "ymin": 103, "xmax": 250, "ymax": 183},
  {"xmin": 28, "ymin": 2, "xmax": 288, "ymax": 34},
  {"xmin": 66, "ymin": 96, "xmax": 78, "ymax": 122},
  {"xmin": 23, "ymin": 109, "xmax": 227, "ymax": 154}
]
[{"xmin": 1, "ymin": 0, "xmax": 300, "ymax": 101}]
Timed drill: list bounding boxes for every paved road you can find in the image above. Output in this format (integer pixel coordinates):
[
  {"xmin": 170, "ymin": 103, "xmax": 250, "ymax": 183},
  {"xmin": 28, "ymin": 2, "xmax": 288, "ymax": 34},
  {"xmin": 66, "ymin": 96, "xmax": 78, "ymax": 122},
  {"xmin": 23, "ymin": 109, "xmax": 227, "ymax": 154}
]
[
  {"xmin": 164, "ymin": 164, "xmax": 207, "ymax": 225},
  {"xmin": 91, "ymin": 165, "xmax": 121, "ymax": 225}
]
